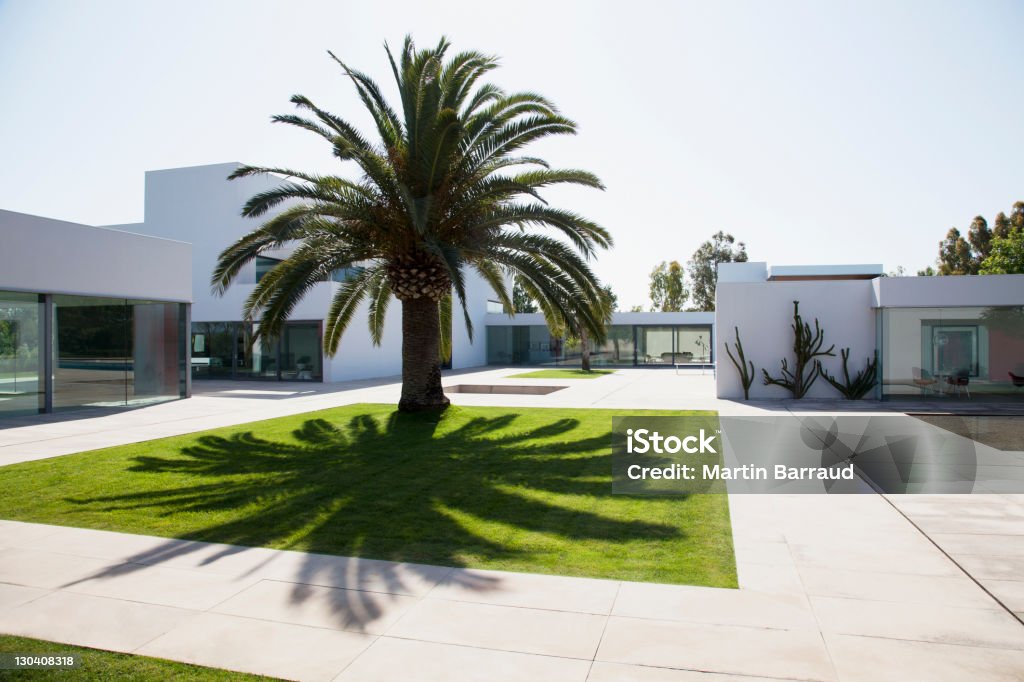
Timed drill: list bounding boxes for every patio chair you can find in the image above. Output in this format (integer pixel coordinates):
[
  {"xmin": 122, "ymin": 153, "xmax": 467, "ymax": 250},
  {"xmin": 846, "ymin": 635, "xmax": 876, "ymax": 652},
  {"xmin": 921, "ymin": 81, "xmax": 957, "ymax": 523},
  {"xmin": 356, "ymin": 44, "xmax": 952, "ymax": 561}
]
[
  {"xmin": 912, "ymin": 367, "xmax": 938, "ymax": 394},
  {"xmin": 946, "ymin": 369, "xmax": 970, "ymax": 398},
  {"xmin": 1010, "ymin": 371, "xmax": 1024, "ymax": 388}
]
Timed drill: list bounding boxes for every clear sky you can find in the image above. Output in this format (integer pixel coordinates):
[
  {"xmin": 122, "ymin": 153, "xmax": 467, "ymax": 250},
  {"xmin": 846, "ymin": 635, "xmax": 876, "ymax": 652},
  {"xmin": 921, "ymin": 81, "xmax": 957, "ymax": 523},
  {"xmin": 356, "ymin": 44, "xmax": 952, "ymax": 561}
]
[{"xmin": 2, "ymin": 0, "xmax": 1022, "ymax": 309}]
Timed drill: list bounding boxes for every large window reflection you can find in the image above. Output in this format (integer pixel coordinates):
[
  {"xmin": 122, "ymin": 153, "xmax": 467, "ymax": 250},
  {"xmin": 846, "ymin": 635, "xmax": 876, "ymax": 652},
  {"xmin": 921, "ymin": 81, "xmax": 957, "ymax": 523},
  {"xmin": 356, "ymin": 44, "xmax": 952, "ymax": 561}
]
[
  {"xmin": 191, "ymin": 321, "xmax": 323, "ymax": 381},
  {"xmin": 0, "ymin": 291, "xmax": 44, "ymax": 416},
  {"xmin": 53, "ymin": 295, "xmax": 130, "ymax": 409},
  {"xmin": 486, "ymin": 324, "xmax": 713, "ymax": 368},
  {"xmin": 881, "ymin": 306, "xmax": 1024, "ymax": 401}
]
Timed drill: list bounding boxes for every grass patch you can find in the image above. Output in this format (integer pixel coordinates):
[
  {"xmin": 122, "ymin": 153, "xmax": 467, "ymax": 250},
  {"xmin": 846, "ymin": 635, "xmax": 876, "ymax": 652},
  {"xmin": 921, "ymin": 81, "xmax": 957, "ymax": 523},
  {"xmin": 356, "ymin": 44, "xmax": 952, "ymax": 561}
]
[
  {"xmin": 0, "ymin": 404, "xmax": 735, "ymax": 587},
  {"xmin": 507, "ymin": 369, "xmax": 615, "ymax": 379},
  {"xmin": 0, "ymin": 635, "xmax": 278, "ymax": 680}
]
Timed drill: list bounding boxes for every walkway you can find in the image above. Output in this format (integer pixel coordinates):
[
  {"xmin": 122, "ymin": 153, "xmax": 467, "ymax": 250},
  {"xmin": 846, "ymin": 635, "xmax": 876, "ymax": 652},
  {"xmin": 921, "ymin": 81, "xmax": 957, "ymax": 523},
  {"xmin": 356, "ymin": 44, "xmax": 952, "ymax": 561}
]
[
  {"xmin": 1, "ymin": 502, "xmax": 1021, "ymax": 682},
  {"xmin": 1, "ymin": 369, "xmax": 1023, "ymax": 679}
]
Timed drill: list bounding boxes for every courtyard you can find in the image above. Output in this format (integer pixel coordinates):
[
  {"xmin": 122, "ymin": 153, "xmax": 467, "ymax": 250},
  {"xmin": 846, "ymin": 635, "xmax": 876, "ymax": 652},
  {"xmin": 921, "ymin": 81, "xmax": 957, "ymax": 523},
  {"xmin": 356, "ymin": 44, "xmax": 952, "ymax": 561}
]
[{"xmin": 0, "ymin": 369, "xmax": 1022, "ymax": 680}]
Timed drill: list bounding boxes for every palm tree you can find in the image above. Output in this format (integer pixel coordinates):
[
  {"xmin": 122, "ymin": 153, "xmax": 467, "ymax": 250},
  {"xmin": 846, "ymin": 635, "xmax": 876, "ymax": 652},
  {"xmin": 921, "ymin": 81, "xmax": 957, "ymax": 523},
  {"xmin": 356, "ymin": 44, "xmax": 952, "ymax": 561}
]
[{"xmin": 212, "ymin": 36, "xmax": 611, "ymax": 411}]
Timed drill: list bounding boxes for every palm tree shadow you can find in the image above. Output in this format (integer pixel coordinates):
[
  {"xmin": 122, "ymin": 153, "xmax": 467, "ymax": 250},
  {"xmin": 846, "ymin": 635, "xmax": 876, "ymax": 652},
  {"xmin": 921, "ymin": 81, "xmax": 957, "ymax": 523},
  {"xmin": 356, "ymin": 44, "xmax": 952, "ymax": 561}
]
[{"xmin": 62, "ymin": 408, "xmax": 685, "ymax": 631}]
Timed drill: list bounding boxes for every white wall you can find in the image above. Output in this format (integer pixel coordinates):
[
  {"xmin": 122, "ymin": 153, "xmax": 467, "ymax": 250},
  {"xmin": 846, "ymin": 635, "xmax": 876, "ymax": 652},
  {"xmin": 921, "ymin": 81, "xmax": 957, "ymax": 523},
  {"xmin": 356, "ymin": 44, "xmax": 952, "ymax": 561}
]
[
  {"xmin": 112, "ymin": 162, "xmax": 496, "ymax": 382},
  {"xmin": 715, "ymin": 280, "xmax": 877, "ymax": 399},
  {"xmin": 0, "ymin": 209, "xmax": 191, "ymax": 302},
  {"xmin": 875, "ymin": 274, "xmax": 1024, "ymax": 307}
]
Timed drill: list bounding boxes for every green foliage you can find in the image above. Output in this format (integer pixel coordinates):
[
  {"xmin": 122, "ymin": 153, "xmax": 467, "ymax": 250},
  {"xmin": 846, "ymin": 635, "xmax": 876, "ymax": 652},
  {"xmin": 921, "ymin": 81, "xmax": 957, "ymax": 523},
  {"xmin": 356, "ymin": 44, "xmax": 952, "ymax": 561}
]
[
  {"xmin": 938, "ymin": 227, "xmax": 976, "ymax": 275},
  {"xmin": 508, "ymin": 369, "xmax": 614, "ymax": 378},
  {"xmin": 723, "ymin": 326, "xmax": 755, "ymax": 400},
  {"xmin": 211, "ymin": 36, "xmax": 611, "ymax": 361},
  {"xmin": 687, "ymin": 232, "xmax": 748, "ymax": 311},
  {"xmin": 932, "ymin": 201, "xmax": 1024, "ymax": 275},
  {"xmin": 0, "ymin": 404, "xmax": 736, "ymax": 587},
  {"xmin": 979, "ymin": 228, "xmax": 1024, "ymax": 274},
  {"xmin": 649, "ymin": 260, "xmax": 688, "ymax": 312},
  {"xmin": 917, "ymin": 265, "xmax": 936, "ymax": 276},
  {"xmin": 511, "ymin": 275, "xmax": 538, "ymax": 313},
  {"xmin": 762, "ymin": 301, "xmax": 836, "ymax": 399},
  {"xmin": 821, "ymin": 348, "xmax": 878, "ymax": 400}
]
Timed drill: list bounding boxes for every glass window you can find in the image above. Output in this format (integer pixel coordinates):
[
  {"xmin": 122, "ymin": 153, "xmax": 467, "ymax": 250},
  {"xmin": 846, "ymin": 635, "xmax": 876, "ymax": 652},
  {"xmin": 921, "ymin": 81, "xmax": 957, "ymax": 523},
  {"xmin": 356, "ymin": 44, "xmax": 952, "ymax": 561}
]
[
  {"xmin": 637, "ymin": 326, "xmax": 675, "ymax": 365},
  {"xmin": 674, "ymin": 327, "xmax": 713, "ymax": 364},
  {"xmin": 326, "ymin": 265, "xmax": 364, "ymax": 283},
  {"xmin": 255, "ymin": 256, "xmax": 283, "ymax": 283},
  {"xmin": 280, "ymin": 323, "xmax": 322, "ymax": 381},
  {"xmin": 881, "ymin": 306, "xmax": 1024, "ymax": 401},
  {"xmin": 0, "ymin": 291, "xmax": 44, "ymax": 416},
  {"xmin": 588, "ymin": 325, "xmax": 636, "ymax": 366},
  {"xmin": 191, "ymin": 322, "xmax": 236, "ymax": 379},
  {"xmin": 52, "ymin": 295, "xmax": 130, "ymax": 410},
  {"xmin": 128, "ymin": 300, "xmax": 186, "ymax": 405}
]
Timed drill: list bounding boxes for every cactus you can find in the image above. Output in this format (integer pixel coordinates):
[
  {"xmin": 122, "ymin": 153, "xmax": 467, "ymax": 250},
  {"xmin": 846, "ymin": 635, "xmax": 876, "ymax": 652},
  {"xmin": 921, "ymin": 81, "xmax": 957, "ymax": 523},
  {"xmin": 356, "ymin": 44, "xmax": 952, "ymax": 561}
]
[
  {"xmin": 822, "ymin": 348, "xmax": 878, "ymax": 400},
  {"xmin": 762, "ymin": 301, "xmax": 835, "ymax": 399},
  {"xmin": 724, "ymin": 326, "xmax": 755, "ymax": 400}
]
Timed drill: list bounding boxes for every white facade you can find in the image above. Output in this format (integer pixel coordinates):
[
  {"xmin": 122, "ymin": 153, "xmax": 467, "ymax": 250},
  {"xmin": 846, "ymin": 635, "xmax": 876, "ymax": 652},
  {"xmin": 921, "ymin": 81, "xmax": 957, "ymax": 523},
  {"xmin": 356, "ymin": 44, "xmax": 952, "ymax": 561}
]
[
  {"xmin": 106, "ymin": 163, "xmax": 497, "ymax": 382},
  {"xmin": 715, "ymin": 264, "xmax": 877, "ymax": 399},
  {"xmin": 0, "ymin": 210, "xmax": 191, "ymax": 302},
  {"xmin": 715, "ymin": 262, "xmax": 1024, "ymax": 400}
]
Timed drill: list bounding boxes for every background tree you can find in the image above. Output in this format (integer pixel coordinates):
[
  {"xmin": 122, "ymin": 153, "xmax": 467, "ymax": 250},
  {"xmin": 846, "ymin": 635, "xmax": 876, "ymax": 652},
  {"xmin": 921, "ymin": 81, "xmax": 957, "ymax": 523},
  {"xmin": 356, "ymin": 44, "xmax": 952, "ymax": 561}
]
[
  {"xmin": 602, "ymin": 284, "xmax": 619, "ymax": 313},
  {"xmin": 937, "ymin": 228, "xmax": 975, "ymax": 275},
  {"xmin": 648, "ymin": 260, "xmax": 688, "ymax": 312},
  {"xmin": 980, "ymin": 228, "xmax": 1024, "ymax": 274},
  {"xmin": 510, "ymin": 275, "xmax": 538, "ymax": 313},
  {"xmin": 930, "ymin": 201, "xmax": 1023, "ymax": 276},
  {"xmin": 916, "ymin": 266, "xmax": 936, "ymax": 276},
  {"xmin": 967, "ymin": 216, "xmax": 993, "ymax": 264},
  {"xmin": 628, "ymin": 304, "xmax": 644, "ymax": 312},
  {"xmin": 686, "ymin": 231, "xmax": 748, "ymax": 311},
  {"xmin": 552, "ymin": 284, "xmax": 614, "ymax": 372},
  {"xmin": 213, "ymin": 37, "xmax": 611, "ymax": 412}
]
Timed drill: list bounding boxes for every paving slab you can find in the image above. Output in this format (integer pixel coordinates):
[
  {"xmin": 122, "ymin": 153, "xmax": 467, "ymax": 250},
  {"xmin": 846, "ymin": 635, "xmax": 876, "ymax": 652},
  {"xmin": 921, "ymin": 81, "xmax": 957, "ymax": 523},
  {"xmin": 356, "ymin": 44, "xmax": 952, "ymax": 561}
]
[
  {"xmin": 212, "ymin": 578, "xmax": 418, "ymax": 634},
  {"xmin": 0, "ymin": 547, "xmax": 123, "ymax": 590},
  {"xmin": 428, "ymin": 567, "xmax": 619, "ymax": 614},
  {"xmin": 811, "ymin": 595, "xmax": 1024, "ymax": 649},
  {"xmin": 0, "ymin": 591, "xmax": 196, "ymax": 652},
  {"xmin": 797, "ymin": 565, "xmax": 996, "ymax": 609},
  {"xmin": 139, "ymin": 612, "xmax": 374, "ymax": 682},
  {"xmin": 612, "ymin": 581, "xmax": 817, "ymax": 630},
  {"xmin": 333, "ymin": 637, "xmax": 591, "ymax": 682},
  {"xmin": 385, "ymin": 598, "xmax": 608, "ymax": 659},
  {"xmin": 62, "ymin": 561, "xmax": 259, "ymax": 611},
  {"xmin": 826, "ymin": 633, "xmax": 1024, "ymax": 682},
  {"xmin": 586, "ymin": 663, "xmax": 777, "ymax": 681},
  {"xmin": 0, "ymin": 583, "xmax": 48, "ymax": 611},
  {"xmin": 596, "ymin": 616, "xmax": 836, "ymax": 681}
]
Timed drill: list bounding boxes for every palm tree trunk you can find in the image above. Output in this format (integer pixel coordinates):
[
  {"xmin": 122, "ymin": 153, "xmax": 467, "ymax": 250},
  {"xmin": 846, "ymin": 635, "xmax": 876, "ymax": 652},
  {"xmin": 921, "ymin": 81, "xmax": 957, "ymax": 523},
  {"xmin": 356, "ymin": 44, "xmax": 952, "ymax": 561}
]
[
  {"xmin": 580, "ymin": 329, "xmax": 591, "ymax": 372},
  {"xmin": 398, "ymin": 296, "xmax": 450, "ymax": 412}
]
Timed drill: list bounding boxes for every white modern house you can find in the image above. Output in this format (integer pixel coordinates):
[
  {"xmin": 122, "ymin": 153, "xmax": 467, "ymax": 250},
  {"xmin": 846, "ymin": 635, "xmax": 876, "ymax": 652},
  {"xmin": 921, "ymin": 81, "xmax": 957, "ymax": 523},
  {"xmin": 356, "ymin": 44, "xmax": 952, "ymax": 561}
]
[
  {"xmin": 0, "ymin": 210, "xmax": 191, "ymax": 418},
  {"xmin": 715, "ymin": 262, "xmax": 1024, "ymax": 401},
  {"xmin": 109, "ymin": 163, "xmax": 494, "ymax": 383},
  {"xmin": 3, "ymin": 161, "xmax": 1023, "ymax": 418}
]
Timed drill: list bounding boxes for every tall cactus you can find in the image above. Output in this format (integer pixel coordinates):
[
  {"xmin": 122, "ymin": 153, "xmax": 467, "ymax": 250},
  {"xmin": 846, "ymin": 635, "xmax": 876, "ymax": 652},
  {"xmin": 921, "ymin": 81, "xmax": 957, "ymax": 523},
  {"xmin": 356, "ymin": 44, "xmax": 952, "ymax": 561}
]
[
  {"xmin": 822, "ymin": 348, "xmax": 878, "ymax": 400},
  {"xmin": 724, "ymin": 326, "xmax": 755, "ymax": 400},
  {"xmin": 762, "ymin": 301, "xmax": 835, "ymax": 398}
]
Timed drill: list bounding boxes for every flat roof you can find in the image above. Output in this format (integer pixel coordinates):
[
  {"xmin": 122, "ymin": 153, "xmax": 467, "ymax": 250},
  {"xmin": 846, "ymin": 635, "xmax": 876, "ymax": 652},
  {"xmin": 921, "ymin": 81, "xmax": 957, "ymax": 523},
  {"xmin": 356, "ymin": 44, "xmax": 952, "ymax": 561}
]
[{"xmin": 768, "ymin": 264, "xmax": 883, "ymax": 281}]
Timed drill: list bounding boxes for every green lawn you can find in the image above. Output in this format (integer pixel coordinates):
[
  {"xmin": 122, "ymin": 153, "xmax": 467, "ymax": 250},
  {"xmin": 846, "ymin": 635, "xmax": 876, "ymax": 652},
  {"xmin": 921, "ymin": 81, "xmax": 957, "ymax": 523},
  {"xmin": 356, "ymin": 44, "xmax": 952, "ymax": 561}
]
[
  {"xmin": 0, "ymin": 404, "xmax": 736, "ymax": 587},
  {"xmin": 507, "ymin": 369, "xmax": 615, "ymax": 379},
  {"xmin": 0, "ymin": 635, "xmax": 278, "ymax": 681}
]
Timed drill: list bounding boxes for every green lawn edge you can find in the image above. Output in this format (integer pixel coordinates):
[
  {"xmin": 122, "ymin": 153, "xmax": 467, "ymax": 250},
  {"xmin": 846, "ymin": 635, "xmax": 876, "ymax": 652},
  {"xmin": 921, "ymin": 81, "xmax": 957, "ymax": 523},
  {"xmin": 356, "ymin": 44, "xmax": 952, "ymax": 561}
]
[
  {"xmin": 506, "ymin": 369, "xmax": 615, "ymax": 379},
  {"xmin": 0, "ymin": 635, "xmax": 280, "ymax": 681}
]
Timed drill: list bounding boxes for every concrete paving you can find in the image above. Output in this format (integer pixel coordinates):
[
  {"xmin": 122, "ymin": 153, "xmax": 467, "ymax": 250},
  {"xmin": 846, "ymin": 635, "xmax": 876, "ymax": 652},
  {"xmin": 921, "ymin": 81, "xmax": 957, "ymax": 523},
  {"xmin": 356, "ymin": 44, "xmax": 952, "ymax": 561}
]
[{"xmin": 0, "ymin": 368, "xmax": 1023, "ymax": 679}]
